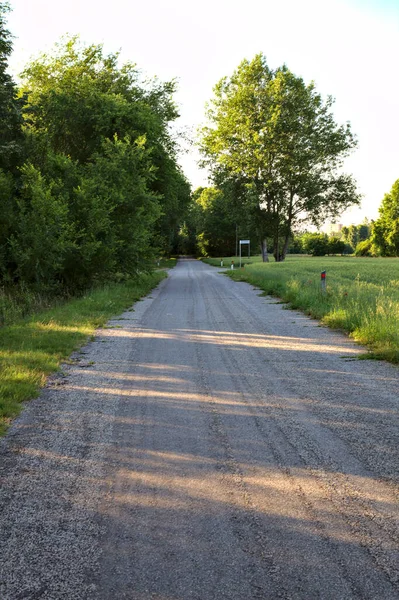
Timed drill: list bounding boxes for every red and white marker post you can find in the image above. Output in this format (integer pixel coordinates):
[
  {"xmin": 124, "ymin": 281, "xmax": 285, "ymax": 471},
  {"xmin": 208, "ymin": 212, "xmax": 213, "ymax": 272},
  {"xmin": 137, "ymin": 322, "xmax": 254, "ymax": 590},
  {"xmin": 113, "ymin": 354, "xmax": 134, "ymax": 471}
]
[{"xmin": 321, "ymin": 270, "xmax": 326, "ymax": 294}]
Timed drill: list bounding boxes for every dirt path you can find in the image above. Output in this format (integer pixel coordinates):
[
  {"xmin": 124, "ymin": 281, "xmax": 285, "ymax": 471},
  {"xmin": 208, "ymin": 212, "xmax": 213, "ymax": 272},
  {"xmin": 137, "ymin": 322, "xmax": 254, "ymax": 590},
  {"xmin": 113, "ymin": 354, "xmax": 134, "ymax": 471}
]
[{"xmin": 1, "ymin": 259, "xmax": 398, "ymax": 599}]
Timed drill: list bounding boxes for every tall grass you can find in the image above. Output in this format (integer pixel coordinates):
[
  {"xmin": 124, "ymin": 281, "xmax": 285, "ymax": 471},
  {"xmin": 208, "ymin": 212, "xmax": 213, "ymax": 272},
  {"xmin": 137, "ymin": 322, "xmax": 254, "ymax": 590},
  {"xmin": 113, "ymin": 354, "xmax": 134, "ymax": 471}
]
[
  {"xmin": 206, "ymin": 255, "xmax": 399, "ymax": 364},
  {"xmin": 0, "ymin": 272, "xmax": 166, "ymax": 435},
  {"xmin": 0, "ymin": 284, "xmax": 60, "ymax": 326}
]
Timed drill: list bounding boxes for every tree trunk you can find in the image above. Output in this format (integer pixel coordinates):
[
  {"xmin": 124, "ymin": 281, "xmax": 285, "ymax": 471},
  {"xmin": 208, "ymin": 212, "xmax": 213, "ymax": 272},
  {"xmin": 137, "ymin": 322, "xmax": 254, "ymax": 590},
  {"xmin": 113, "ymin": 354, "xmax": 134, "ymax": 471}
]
[
  {"xmin": 280, "ymin": 232, "xmax": 290, "ymax": 261},
  {"xmin": 273, "ymin": 232, "xmax": 280, "ymax": 261},
  {"xmin": 261, "ymin": 239, "xmax": 269, "ymax": 262},
  {"xmin": 278, "ymin": 189, "xmax": 294, "ymax": 262}
]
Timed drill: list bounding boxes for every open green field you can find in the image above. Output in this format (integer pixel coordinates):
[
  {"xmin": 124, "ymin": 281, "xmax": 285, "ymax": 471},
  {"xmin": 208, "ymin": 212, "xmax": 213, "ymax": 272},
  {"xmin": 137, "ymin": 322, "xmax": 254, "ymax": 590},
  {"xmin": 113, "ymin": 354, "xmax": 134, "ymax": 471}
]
[
  {"xmin": 0, "ymin": 271, "xmax": 166, "ymax": 435},
  {"xmin": 203, "ymin": 255, "xmax": 399, "ymax": 364}
]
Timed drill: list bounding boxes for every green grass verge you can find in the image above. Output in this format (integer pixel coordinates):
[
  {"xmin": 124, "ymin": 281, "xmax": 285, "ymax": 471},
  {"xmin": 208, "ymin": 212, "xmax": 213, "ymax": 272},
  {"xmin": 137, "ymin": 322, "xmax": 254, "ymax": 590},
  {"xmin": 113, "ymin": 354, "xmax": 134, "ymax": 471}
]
[
  {"xmin": 158, "ymin": 257, "xmax": 178, "ymax": 269},
  {"xmin": 0, "ymin": 271, "xmax": 166, "ymax": 435},
  {"xmin": 205, "ymin": 255, "xmax": 399, "ymax": 364}
]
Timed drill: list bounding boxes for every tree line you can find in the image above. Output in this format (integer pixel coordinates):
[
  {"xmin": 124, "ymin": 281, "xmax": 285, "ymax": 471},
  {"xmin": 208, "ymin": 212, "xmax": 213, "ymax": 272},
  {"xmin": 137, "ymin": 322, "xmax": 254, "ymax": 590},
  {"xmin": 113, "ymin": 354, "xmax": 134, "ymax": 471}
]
[
  {"xmin": 0, "ymin": 2, "xmax": 190, "ymax": 294},
  {"xmin": 2, "ymin": 0, "xmax": 398, "ymax": 299},
  {"xmin": 182, "ymin": 182, "xmax": 399, "ymax": 258}
]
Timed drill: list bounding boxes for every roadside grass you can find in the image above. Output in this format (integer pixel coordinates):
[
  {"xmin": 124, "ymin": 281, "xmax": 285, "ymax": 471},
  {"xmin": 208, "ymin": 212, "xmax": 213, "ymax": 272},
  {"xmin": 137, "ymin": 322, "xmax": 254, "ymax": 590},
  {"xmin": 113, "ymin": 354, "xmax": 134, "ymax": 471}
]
[
  {"xmin": 203, "ymin": 256, "xmax": 258, "ymax": 268},
  {"xmin": 0, "ymin": 284, "xmax": 59, "ymax": 326},
  {"xmin": 204, "ymin": 255, "xmax": 399, "ymax": 364},
  {"xmin": 0, "ymin": 271, "xmax": 166, "ymax": 435},
  {"xmin": 158, "ymin": 257, "xmax": 177, "ymax": 269}
]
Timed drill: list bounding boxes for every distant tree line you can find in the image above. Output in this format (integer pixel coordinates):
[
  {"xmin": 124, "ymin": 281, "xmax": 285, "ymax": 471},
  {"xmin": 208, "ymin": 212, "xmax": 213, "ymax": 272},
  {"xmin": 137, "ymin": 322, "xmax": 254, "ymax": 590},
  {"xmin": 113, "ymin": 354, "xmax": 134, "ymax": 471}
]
[
  {"xmin": 183, "ymin": 182, "xmax": 399, "ymax": 259},
  {"xmin": 0, "ymin": 3, "xmax": 190, "ymax": 294}
]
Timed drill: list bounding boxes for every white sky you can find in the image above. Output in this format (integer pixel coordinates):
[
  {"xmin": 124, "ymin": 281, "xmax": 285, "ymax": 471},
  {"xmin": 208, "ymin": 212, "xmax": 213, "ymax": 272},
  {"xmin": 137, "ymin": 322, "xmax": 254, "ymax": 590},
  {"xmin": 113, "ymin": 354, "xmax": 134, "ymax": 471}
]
[{"xmin": 7, "ymin": 0, "xmax": 399, "ymax": 226}]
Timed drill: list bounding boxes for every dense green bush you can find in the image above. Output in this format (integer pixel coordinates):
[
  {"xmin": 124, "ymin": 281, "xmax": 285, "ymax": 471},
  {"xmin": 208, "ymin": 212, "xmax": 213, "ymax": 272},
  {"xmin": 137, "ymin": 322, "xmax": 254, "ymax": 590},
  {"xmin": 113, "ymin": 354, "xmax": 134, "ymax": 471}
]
[
  {"xmin": 0, "ymin": 22, "xmax": 191, "ymax": 293},
  {"xmin": 302, "ymin": 233, "xmax": 330, "ymax": 256},
  {"xmin": 355, "ymin": 239, "xmax": 373, "ymax": 256}
]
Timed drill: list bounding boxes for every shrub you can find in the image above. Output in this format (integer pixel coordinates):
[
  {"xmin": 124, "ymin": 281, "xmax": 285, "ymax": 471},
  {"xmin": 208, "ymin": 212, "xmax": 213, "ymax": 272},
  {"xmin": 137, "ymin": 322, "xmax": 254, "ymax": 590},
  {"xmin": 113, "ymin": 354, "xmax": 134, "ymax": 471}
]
[{"xmin": 355, "ymin": 239, "xmax": 373, "ymax": 257}]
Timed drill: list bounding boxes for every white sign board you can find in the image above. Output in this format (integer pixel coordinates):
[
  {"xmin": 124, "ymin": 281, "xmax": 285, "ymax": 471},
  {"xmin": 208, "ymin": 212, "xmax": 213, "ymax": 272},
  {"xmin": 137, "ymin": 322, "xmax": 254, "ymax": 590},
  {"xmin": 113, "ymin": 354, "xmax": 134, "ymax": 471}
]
[{"xmin": 239, "ymin": 239, "xmax": 250, "ymax": 267}]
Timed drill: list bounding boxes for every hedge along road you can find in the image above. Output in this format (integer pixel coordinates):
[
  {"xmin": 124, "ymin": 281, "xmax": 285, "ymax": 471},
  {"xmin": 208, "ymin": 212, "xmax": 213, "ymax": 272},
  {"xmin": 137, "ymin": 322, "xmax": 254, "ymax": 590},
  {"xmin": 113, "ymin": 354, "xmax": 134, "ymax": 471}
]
[{"xmin": 0, "ymin": 259, "xmax": 398, "ymax": 600}]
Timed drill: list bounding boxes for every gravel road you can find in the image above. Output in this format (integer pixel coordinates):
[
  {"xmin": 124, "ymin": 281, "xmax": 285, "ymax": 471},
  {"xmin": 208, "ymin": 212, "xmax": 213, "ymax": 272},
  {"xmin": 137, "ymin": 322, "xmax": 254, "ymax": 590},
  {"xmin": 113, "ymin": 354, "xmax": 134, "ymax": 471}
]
[{"xmin": 1, "ymin": 259, "xmax": 398, "ymax": 600}]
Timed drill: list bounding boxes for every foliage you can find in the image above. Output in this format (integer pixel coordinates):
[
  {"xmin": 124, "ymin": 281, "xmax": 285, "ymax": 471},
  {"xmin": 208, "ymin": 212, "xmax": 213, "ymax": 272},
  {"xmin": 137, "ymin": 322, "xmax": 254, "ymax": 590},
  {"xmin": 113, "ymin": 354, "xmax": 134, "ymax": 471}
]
[
  {"xmin": 199, "ymin": 53, "xmax": 360, "ymax": 262},
  {"xmin": 287, "ymin": 235, "xmax": 305, "ymax": 254},
  {"xmin": 150, "ymin": 151, "xmax": 192, "ymax": 256},
  {"xmin": 0, "ymin": 2, "xmax": 24, "ymax": 173},
  {"xmin": 176, "ymin": 221, "xmax": 197, "ymax": 256},
  {"xmin": 0, "ymin": 35, "xmax": 190, "ymax": 291},
  {"xmin": 340, "ymin": 221, "xmax": 371, "ymax": 252},
  {"xmin": 0, "ymin": 167, "xmax": 16, "ymax": 278},
  {"xmin": 355, "ymin": 239, "xmax": 373, "ymax": 257},
  {"xmin": 371, "ymin": 179, "xmax": 399, "ymax": 256},
  {"xmin": 21, "ymin": 37, "xmax": 176, "ymax": 162},
  {"xmin": 20, "ymin": 37, "xmax": 191, "ymax": 258},
  {"xmin": 192, "ymin": 186, "xmax": 237, "ymax": 256},
  {"xmin": 302, "ymin": 233, "xmax": 330, "ymax": 256},
  {"xmin": 288, "ymin": 231, "xmax": 350, "ymax": 256},
  {"xmin": 9, "ymin": 162, "xmax": 71, "ymax": 288},
  {"xmin": 327, "ymin": 237, "xmax": 346, "ymax": 255},
  {"xmin": 63, "ymin": 135, "xmax": 161, "ymax": 287}
]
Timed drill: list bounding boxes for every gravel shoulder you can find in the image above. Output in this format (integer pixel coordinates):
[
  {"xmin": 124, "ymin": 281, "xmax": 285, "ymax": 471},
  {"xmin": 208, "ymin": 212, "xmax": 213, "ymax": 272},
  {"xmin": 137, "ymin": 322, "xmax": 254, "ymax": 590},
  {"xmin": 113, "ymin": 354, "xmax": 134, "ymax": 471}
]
[{"xmin": 0, "ymin": 259, "xmax": 398, "ymax": 599}]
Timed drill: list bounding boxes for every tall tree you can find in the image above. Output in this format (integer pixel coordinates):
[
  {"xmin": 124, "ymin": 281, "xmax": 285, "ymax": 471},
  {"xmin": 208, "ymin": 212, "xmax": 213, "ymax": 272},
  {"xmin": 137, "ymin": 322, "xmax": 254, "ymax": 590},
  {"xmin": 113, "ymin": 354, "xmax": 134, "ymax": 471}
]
[
  {"xmin": 0, "ymin": 2, "xmax": 24, "ymax": 172},
  {"xmin": 199, "ymin": 54, "xmax": 360, "ymax": 261},
  {"xmin": 192, "ymin": 186, "xmax": 237, "ymax": 256},
  {"xmin": 0, "ymin": 2, "xmax": 25, "ymax": 280}
]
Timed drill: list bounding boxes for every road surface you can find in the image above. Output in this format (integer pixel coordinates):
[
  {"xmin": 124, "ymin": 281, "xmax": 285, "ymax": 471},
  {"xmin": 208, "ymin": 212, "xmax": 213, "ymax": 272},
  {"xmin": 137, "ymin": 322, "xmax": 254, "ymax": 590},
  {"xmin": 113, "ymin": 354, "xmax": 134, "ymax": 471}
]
[{"xmin": 0, "ymin": 259, "xmax": 398, "ymax": 599}]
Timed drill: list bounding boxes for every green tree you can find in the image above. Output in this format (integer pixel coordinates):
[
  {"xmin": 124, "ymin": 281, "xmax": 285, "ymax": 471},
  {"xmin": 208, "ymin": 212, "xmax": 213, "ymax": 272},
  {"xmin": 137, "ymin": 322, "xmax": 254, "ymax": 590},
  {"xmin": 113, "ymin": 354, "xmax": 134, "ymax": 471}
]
[
  {"xmin": 0, "ymin": 167, "xmax": 16, "ymax": 279},
  {"xmin": 11, "ymin": 37, "xmax": 189, "ymax": 289},
  {"xmin": 199, "ymin": 54, "xmax": 360, "ymax": 262},
  {"xmin": 327, "ymin": 237, "xmax": 346, "ymax": 255},
  {"xmin": 355, "ymin": 239, "xmax": 373, "ymax": 256},
  {"xmin": 0, "ymin": 2, "xmax": 24, "ymax": 172},
  {"xmin": 9, "ymin": 163, "xmax": 71, "ymax": 288},
  {"xmin": 151, "ymin": 153, "xmax": 191, "ymax": 256},
  {"xmin": 21, "ymin": 38, "xmax": 174, "ymax": 162},
  {"xmin": 371, "ymin": 179, "xmax": 399, "ymax": 256},
  {"xmin": 340, "ymin": 226, "xmax": 354, "ymax": 251},
  {"xmin": 0, "ymin": 2, "xmax": 25, "ymax": 279},
  {"xmin": 193, "ymin": 187, "xmax": 238, "ymax": 256},
  {"xmin": 358, "ymin": 220, "xmax": 371, "ymax": 242},
  {"xmin": 288, "ymin": 233, "xmax": 305, "ymax": 254},
  {"xmin": 302, "ymin": 232, "xmax": 329, "ymax": 256},
  {"xmin": 22, "ymin": 37, "xmax": 191, "ymax": 257},
  {"xmin": 340, "ymin": 221, "xmax": 371, "ymax": 252}
]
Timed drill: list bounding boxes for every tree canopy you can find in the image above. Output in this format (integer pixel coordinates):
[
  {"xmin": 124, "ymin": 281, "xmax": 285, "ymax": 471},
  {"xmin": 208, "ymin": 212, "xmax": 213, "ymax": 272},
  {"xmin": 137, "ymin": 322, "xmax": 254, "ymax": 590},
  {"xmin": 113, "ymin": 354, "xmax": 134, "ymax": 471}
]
[{"xmin": 0, "ymin": 2, "xmax": 24, "ymax": 172}]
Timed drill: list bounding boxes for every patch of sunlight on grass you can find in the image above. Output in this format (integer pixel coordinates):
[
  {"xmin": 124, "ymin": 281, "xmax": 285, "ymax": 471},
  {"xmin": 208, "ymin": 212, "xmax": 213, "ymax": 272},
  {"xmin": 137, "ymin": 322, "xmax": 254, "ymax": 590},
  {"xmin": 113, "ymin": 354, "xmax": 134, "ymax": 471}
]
[
  {"xmin": 212, "ymin": 255, "xmax": 399, "ymax": 365},
  {"xmin": 0, "ymin": 271, "xmax": 166, "ymax": 435}
]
